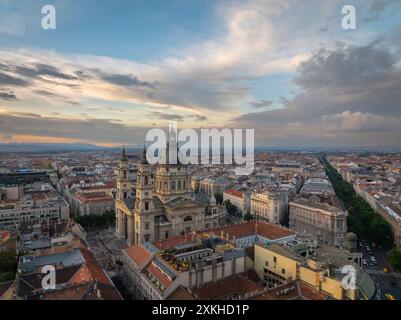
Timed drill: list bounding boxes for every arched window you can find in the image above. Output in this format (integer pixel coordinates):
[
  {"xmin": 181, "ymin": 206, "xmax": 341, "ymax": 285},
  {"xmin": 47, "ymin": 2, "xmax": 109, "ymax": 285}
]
[
  {"xmin": 144, "ymin": 175, "xmax": 148, "ymax": 185},
  {"xmin": 178, "ymin": 181, "xmax": 182, "ymax": 190},
  {"xmin": 183, "ymin": 215, "xmax": 192, "ymax": 222},
  {"xmin": 164, "ymin": 181, "xmax": 168, "ymax": 190},
  {"xmin": 172, "ymin": 181, "xmax": 176, "ymax": 190}
]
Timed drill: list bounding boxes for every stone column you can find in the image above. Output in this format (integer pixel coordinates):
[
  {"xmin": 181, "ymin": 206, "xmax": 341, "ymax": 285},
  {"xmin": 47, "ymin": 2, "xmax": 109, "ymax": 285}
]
[
  {"xmin": 117, "ymin": 210, "xmax": 123, "ymax": 237},
  {"xmin": 127, "ymin": 215, "xmax": 135, "ymax": 246},
  {"xmin": 115, "ymin": 209, "xmax": 120, "ymax": 236}
]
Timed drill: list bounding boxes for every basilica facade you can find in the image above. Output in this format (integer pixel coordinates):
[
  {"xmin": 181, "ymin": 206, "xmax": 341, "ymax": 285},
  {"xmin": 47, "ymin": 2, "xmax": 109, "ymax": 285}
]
[{"xmin": 115, "ymin": 146, "xmax": 226, "ymax": 245}]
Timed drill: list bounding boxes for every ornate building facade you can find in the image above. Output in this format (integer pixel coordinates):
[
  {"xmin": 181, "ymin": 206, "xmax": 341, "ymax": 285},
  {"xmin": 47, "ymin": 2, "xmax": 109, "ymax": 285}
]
[
  {"xmin": 115, "ymin": 145, "xmax": 226, "ymax": 245},
  {"xmin": 289, "ymin": 194, "xmax": 347, "ymax": 247}
]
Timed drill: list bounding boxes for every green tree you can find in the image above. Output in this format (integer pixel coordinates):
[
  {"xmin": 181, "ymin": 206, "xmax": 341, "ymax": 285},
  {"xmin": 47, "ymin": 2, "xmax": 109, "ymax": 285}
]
[
  {"xmin": 223, "ymin": 199, "xmax": 238, "ymax": 215},
  {"xmin": 368, "ymin": 216, "xmax": 394, "ymax": 249},
  {"xmin": 244, "ymin": 212, "xmax": 254, "ymax": 221},
  {"xmin": 0, "ymin": 250, "xmax": 17, "ymax": 274},
  {"xmin": 388, "ymin": 249, "xmax": 401, "ymax": 270},
  {"xmin": 321, "ymin": 154, "xmax": 395, "ymax": 249},
  {"xmin": 76, "ymin": 210, "xmax": 115, "ymax": 229},
  {"xmin": 214, "ymin": 193, "xmax": 223, "ymax": 205},
  {"xmin": 0, "ymin": 271, "xmax": 15, "ymax": 282}
]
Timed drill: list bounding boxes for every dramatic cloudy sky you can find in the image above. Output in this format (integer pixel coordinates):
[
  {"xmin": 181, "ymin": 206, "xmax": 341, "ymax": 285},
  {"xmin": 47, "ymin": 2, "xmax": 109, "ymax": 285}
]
[{"xmin": 0, "ymin": 0, "xmax": 400, "ymax": 147}]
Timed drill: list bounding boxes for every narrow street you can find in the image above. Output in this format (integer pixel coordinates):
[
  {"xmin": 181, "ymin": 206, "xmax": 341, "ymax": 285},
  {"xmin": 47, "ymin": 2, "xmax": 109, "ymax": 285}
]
[
  {"xmin": 359, "ymin": 238, "xmax": 401, "ymax": 300},
  {"xmin": 320, "ymin": 154, "xmax": 401, "ymax": 300}
]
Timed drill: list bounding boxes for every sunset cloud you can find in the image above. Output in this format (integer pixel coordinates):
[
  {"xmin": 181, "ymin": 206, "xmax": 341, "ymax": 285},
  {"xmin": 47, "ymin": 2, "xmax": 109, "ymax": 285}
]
[{"xmin": 0, "ymin": 0, "xmax": 400, "ymax": 146}]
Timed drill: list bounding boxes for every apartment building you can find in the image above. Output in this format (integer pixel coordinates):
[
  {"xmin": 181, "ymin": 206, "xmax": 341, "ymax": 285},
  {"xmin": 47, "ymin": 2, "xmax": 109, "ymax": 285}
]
[
  {"xmin": 289, "ymin": 195, "xmax": 347, "ymax": 247},
  {"xmin": 253, "ymin": 242, "xmax": 375, "ymax": 300},
  {"xmin": 0, "ymin": 184, "xmax": 69, "ymax": 232},
  {"xmin": 223, "ymin": 189, "xmax": 246, "ymax": 214},
  {"xmin": 250, "ymin": 191, "xmax": 286, "ymax": 224}
]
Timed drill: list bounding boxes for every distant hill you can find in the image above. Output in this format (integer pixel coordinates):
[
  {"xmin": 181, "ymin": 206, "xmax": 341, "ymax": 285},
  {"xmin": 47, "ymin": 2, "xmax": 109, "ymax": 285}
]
[{"xmin": 0, "ymin": 143, "xmax": 111, "ymax": 153}]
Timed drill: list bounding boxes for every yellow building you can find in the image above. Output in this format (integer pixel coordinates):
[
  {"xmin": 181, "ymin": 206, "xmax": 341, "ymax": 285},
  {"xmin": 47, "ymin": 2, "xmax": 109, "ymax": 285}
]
[{"xmin": 254, "ymin": 243, "xmax": 375, "ymax": 300}]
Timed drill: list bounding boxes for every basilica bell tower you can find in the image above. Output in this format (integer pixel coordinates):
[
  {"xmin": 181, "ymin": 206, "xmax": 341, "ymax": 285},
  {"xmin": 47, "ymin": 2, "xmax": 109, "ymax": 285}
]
[{"xmin": 116, "ymin": 145, "xmax": 131, "ymax": 201}]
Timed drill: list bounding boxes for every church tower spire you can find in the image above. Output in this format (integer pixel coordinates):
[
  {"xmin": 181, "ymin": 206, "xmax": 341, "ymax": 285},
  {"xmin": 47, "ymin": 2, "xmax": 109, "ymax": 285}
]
[
  {"xmin": 121, "ymin": 145, "xmax": 127, "ymax": 161},
  {"xmin": 140, "ymin": 144, "xmax": 148, "ymax": 164},
  {"xmin": 116, "ymin": 146, "xmax": 131, "ymax": 201},
  {"xmin": 134, "ymin": 144, "xmax": 154, "ymax": 243}
]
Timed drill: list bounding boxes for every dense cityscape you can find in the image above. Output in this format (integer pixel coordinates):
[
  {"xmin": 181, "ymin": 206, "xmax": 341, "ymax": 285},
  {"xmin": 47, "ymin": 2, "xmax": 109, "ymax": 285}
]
[
  {"xmin": 1, "ymin": 147, "xmax": 400, "ymax": 301},
  {"xmin": 1, "ymin": 1, "xmax": 401, "ymax": 312}
]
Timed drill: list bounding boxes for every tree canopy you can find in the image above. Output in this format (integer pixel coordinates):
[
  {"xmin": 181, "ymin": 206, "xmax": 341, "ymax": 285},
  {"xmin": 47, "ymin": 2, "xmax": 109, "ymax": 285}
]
[
  {"xmin": 224, "ymin": 199, "xmax": 239, "ymax": 215},
  {"xmin": 75, "ymin": 209, "xmax": 115, "ymax": 229},
  {"xmin": 322, "ymin": 156, "xmax": 394, "ymax": 250},
  {"xmin": 388, "ymin": 249, "xmax": 401, "ymax": 270},
  {"xmin": 214, "ymin": 193, "xmax": 223, "ymax": 205}
]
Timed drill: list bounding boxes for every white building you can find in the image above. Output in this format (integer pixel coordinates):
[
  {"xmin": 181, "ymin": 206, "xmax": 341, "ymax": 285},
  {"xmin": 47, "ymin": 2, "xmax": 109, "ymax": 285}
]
[
  {"xmin": 250, "ymin": 191, "xmax": 286, "ymax": 224},
  {"xmin": 199, "ymin": 176, "xmax": 232, "ymax": 198},
  {"xmin": 0, "ymin": 184, "xmax": 69, "ymax": 231},
  {"xmin": 122, "ymin": 239, "xmax": 244, "ymax": 300},
  {"xmin": 223, "ymin": 189, "xmax": 245, "ymax": 214},
  {"xmin": 289, "ymin": 195, "xmax": 347, "ymax": 247}
]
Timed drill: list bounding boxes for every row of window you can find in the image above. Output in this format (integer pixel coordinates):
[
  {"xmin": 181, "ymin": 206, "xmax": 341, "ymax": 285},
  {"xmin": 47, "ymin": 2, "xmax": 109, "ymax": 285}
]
[{"xmin": 155, "ymin": 179, "xmax": 187, "ymax": 191}]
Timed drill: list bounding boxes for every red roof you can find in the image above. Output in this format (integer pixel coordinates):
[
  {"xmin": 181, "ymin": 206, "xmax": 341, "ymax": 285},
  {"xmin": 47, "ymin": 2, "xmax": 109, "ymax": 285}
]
[
  {"xmin": 193, "ymin": 270, "xmax": 263, "ymax": 299},
  {"xmin": 0, "ymin": 230, "xmax": 10, "ymax": 238},
  {"xmin": 0, "ymin": 230, "xmax": 10, "ymax": 243},
  {"xmin": 210, "ymin": 221, "xmax": 294, "ymax": 241},
  {"xmin": 153, "ymin": 221, "xmax": 295, "ymax": 250},
  {"xmin": 124, "ymin": 244, "xmax": 152, "ymax": 266},
  {"xmin": 144, "ymin": 262, "xmax": 173, "ymax": 288},
  {"xmin": 73, "ymin": 192, "xmax": 113, "ymax": 204},
  {"xmin": 153, "ymin": 235, "xmax": 192, "ymax": 251},
  {"xmin": 256, "ymin": 222, "xmax": 295, "ymax": 240},
  {"xmin": 32, "ymin": 193, "xmax": 47, "ymax": 200},
  {"xmin": 77, "ymin": 248, "xmax": 112, "ymax": 286},
  {"xmin": 224, "ymin": 189, "xmax": 244, "ymax": 199}
]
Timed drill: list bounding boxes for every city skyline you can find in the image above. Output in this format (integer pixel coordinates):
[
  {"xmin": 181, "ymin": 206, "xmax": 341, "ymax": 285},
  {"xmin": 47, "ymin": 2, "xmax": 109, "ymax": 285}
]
[{"xmin": 1, "ymin": 0, "xmax": 401, "ymax": 147}]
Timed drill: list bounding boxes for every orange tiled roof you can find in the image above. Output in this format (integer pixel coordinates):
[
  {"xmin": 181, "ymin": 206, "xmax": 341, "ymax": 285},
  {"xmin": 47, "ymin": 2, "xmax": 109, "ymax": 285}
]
[
  {"xmin": 153, "ymin": 221, "xmax": 295, "ymax": 250},
  {"xmin": 124, "ymin": 244, "xmax": 152, "ymax": 266},
  {"xmin": 224, "ymin": 189, "xmax": 244, "ymax": 199},
  {"xmin": 73, "ymin": 192, "xmax": 113, "ymax": 204},
  {"xmin": 78, "ymin": 248, "xmax": 111, "ymax": 286},
  {"xmin": 32, "ymin": 193, "xmax": 47, "ymax": 200},
  {"xmin": 144, "ymin": 262, "xmax": 173, "ymax": 288},
  {"xmin": 210, "ymin": 221, "xmax": 294, "ymax": 241},
  {"xmin": 167, "ymin": 286, "xmax": 194, "ymax": 300},
  {"xmin": 256, "ymin": 222, "xmax": 295, "ymax": 240},
  {"xmin": 153, "ymin": 235, "xmax": 192, "ymax": 250},
  {"xmin": 0, "ymin": 230, "xmax": 10, "ymax": 240},
  {"xmin": 193, "ymin": 271, "xmax": 263, "ymax": 299},
  {"xmin": 40, "ymin": 281, "xmax": 121, "ymax": 300}
]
